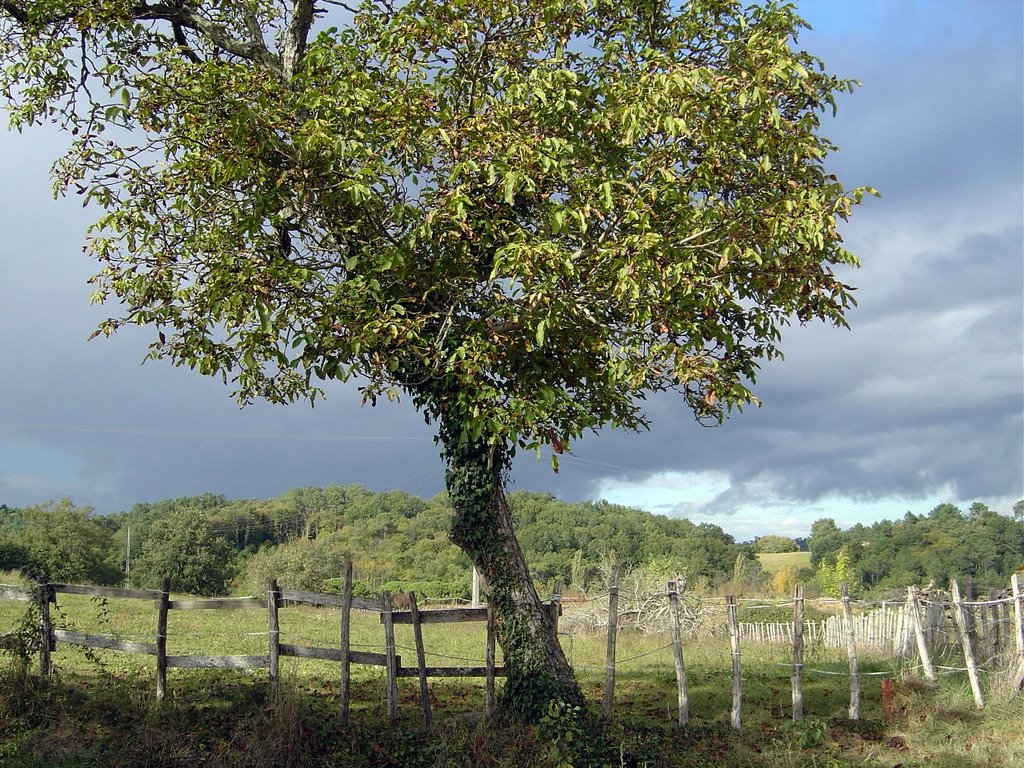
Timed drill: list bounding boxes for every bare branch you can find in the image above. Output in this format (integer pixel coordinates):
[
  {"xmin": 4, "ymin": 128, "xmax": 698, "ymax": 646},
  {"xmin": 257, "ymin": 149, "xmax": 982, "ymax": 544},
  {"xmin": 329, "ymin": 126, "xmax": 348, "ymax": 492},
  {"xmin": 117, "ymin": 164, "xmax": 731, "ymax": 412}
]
[
  {"xmin": 171, "ymin": 22, "xmax": 202, "ymax": 64},
  {"xmin": 135, "ymin": 2, "xmax": 282, "ymax": 75},
  {"xmin": 320, "ymin": 0, "xmax": 360, "ymax": 13}
]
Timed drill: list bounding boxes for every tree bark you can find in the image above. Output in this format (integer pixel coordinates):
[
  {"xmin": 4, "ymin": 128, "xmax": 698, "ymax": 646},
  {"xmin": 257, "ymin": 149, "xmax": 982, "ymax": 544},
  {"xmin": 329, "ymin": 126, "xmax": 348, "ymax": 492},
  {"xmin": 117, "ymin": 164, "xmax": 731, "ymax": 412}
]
[{"xmin": 442, "ymin": 431, "xmax": 583, "ymax": 721}]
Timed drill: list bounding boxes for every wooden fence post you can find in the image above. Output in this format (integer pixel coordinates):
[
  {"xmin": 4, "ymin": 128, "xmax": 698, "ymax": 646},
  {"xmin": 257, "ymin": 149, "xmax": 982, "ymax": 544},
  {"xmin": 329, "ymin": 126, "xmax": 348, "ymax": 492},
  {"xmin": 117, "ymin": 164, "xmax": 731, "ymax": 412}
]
[
  {"xmin": 840, "ymin": 584, "xmax": 860, "ymax": 720},
  {"xmin": 37, "ymin": 578, "xmax": 52, "ymax": 678},
  {"xmin": 791, "ymin": 584, "xmax": 804, "ymax": 721},
  {"xmin": 978, "ymin": 590, "xmax": 992, "ymax": 663},
  {"xmin": 156, "ymin": 576, "xmax": 170, "ymax": 701},
  {"xmin": 999, "ymin": 592, "xmax": 1011, "ymax": 661},
  {"xmin": 1011, "ymin": 574, "xmax": 1023, "ymax": 659},
  {"xmin": 339, "ymin": 561, "xmax": 353, "ymax": 723},
  {"xmin": 382, "ymin": 590, "xmax": 398, "ymax": 721},
  {"xmin": 549, "ymin": 580, "xmax": 563, "ymax": 635},
  {"xmin": 964, "ymin": 577, "xmax": 978, "ymax": 657},
  {"xmin": 667, "ymin": 579, "xmax": 689, "ymax": 725},
  {"xmin": 603, "ymin": 562, "xmax": 620, "ymax": 722},
  {"xmin": 726, "ymin": 595, "xmax": 741, "ymax": 731},
  {"xmin": 267, "ymin": 578, "xmax": 280, "ymax": 699},
  {"xmin": 908, "ymin": 587, "xmax": 936, "ymax": 682},
  {"xmin": 951, "ymin": 580, "xmax": 984, "ymax": 709},
  {"xmin": 987, "ymin": 588, "xmax": 1000, "ymax": 662},
  {"xmin": 408, "ymin": 592, "xmax": 433, "ymax": 732},
  {"xmin": 472, "ymin": 566, "xmax": 481, "ymax": 609},
  {"xmin": 485, "ymin": 602, "xmax": 496, "ymax": 716},
  {"xmin": 1011, "ymin": 573, "xmax": 1024, "ymax": 692}
]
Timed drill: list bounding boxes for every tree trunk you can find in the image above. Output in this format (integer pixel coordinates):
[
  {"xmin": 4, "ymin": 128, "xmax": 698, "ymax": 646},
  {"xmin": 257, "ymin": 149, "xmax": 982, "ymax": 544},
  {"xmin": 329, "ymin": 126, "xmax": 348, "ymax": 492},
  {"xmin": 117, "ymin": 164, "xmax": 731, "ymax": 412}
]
[{"xmin": 442, "ymin": 431, "xmax": 583, "ymax": 721}]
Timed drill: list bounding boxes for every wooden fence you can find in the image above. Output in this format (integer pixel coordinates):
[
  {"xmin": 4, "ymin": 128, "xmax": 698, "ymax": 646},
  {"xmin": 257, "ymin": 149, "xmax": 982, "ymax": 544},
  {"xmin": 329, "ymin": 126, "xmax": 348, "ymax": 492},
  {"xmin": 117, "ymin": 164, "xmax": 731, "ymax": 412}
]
[
  {"xmin": 0, "ymin": 562, "xmax": 551, "ymax": 730},
  {"xmin": 2, "ymin": 569, "xmax": 1022, "ymax": 730}
]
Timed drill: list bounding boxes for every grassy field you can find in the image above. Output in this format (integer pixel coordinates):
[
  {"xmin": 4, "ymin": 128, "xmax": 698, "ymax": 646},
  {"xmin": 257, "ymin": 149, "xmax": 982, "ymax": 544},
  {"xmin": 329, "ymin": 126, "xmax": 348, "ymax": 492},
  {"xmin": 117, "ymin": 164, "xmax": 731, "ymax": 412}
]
[
  {"xmin": 1, "ymin": 578, "xmax": 1022, "ymax": 767},
  {"xmin": 757, "ymin": 551, "xmax": 812, "ymax": 575}
]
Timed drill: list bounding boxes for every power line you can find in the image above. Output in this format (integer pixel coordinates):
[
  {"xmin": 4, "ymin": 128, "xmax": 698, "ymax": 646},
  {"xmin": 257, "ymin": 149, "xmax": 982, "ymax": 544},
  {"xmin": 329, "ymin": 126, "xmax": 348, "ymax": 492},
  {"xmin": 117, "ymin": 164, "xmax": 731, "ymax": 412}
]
[{"xmin": 0, "ymin": 422, "xmax": 434, "ymax": 444}]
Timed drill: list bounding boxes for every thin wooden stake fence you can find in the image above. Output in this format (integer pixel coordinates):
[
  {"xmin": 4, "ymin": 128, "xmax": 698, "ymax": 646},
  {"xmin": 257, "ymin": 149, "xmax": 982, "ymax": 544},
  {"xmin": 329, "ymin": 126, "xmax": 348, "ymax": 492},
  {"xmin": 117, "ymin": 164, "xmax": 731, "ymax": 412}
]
[
  {"xmin": 951, "ymin": 580, "xmax": 985, "ymax": 709},
  {"xmin": 1012, "ymin": 574, "xmax": 1024, "ymax": 691},
  {"xmin": 726, "ymin": 595, "xmax": 742, "ymax": 731},
  {"xmin": 840, "ymin": 583, "xmax": 860, "ymax": 720},
  {"xmin": 908, "ymin": 586, "xmax": 936, "ymax": 682},
  {"xmin": 791, "ymin": 585, "xmax": 804, "ymax": 721}
]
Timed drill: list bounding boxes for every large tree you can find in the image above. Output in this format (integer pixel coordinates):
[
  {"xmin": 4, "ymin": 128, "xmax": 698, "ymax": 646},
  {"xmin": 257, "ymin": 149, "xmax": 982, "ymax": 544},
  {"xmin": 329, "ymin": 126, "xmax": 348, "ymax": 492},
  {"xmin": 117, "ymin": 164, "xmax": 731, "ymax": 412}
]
[{"xmin": 1, "ymin": 0, "xmax": 870, "ymax": 718}]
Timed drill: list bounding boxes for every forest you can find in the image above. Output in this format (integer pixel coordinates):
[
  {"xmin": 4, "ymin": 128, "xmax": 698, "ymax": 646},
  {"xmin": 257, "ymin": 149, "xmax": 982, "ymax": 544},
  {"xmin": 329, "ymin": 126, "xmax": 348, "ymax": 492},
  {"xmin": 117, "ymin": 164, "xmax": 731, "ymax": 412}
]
[{"xmin": 1, "ymin": 490, "xmax": 1021, "ymax": 599}]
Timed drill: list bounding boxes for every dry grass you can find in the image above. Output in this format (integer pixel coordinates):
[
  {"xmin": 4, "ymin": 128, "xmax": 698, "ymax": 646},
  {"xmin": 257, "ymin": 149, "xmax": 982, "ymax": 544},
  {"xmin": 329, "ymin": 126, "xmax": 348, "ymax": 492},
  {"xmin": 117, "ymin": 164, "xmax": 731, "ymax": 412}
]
[
  {"xmin": 757, "ymin": 552, "xmax": 812, "ymax": 575},
  {"xmin": 2, "ymin": 578, "xmax": 1022, "ymax": 767}
]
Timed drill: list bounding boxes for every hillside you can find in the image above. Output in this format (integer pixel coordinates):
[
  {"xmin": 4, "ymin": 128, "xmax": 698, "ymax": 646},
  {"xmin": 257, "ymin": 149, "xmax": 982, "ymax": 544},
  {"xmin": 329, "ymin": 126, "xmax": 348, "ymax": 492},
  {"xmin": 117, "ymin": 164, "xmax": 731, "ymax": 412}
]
[
  {"xmin": 3, "ymin": 492, "xmax": 1021, "ymax": 598},
  {"xmin": 0, "ymin": 488, "xmax": 751, "ymax": 598}
]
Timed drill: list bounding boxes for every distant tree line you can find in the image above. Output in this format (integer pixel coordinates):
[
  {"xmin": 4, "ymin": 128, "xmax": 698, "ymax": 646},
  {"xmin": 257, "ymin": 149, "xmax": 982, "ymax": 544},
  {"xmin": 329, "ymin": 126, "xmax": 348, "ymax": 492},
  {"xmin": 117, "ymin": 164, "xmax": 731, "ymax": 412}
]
[
  {"xmin": 2, "ymin": 493, "xmax": 1021, "ymax": 598},
  {"xmin": 808, "ymin": 502, "xmax": 1024, "ymax": 592},
  {"xmin": 0, "ymin": 488, "xmax": 751, "ymax": 597}
]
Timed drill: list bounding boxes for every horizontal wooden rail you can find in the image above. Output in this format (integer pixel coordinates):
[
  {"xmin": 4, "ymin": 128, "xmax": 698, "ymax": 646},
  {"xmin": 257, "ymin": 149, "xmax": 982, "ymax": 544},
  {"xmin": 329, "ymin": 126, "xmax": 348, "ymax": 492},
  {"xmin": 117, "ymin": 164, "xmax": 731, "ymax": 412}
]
[
  {"xmin": 279, "ymin": 589, "xmax": 381, "ymax": 612},
  {"xmin": 383, "ymin": 607, "xmax": 489, "ymax": 625},
  {"xmin": 279, "ymin": 642, "xmax": 346, "ymax": 662},
  {"xmin": 166, "ymin": 655, "xmax": 269, "ymax": 669},
  {"xmin": 397, "ymin": 665, "xmax": 505, "ymax": 678},
  {"xmin": 164, "ymin": 597, "xmax": 266, "ymax": 610},
  {"xmin": 350, "ymin": 649, "xmax": 394, "ymax": 666},
  {"xmin": 278, "ymin": 643, "xmax": 394, "ymax": 667},
  {"xmin": 53, "ymin": 629, "xmax": 157, "ymax": 655}
]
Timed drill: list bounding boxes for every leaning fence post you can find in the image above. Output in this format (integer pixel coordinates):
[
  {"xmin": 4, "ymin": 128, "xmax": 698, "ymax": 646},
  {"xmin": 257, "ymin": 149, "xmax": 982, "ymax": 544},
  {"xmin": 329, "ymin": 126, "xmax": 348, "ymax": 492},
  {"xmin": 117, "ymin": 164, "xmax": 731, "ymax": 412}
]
[
  {"xmin": 908, "ymin": 587, "xmax": 936, "ymax": 682},
  {"xmin": 408, "ymin": 592, "xmax": 433, "ymax": 732},
  {"xmin": 267, "ymin": 578, "xmax": 281, "ymax": 699},
  {"xmin": 485, "ymin": 602, "xmax": 496, "ymax": 716},
  {"xmin": 156, "ymin": 576, "xmax": 170, "ymax": 701},
  {"xmin": 37, "ymin": 578, "xmax": 52, "ymax": 678},
  {"xmin": 1012, "ymin": 573, "xmax": 1024, "ymax": 692},
  {"xmin": 603, "ymin": 562, "xmax": 620, "ymax": 721},
  {"xmin": 339, "ymin": 560, "xmax": 354, "ymax": 723},
  {"xmin": 727, "ymin": 595, "xmax": 742, "ymax": 731},
  {"xmin": 791, "ymin": 584, "xmax": 804, "ymax": 721},
  {"xmin": 840, "ymin": 583, "xmax": 860, "ymax": 720},
  {"xmin": 951, "ymin": 580, "xmax": 984, "ymax": 709},
  {"xmin": 667, "ymin": 578, "xmax": 689, "ymax": 725},
  {"xmin": 382, "ymin": 590, "xmax": 398, "ymax": 721}
]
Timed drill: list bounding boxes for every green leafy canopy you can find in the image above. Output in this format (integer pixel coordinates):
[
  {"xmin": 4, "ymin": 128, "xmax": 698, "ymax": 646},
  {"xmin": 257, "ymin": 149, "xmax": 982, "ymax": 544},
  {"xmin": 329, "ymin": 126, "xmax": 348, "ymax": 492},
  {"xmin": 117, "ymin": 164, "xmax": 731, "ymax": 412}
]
[{"xmin": 1, "ymin": 0, "xmax": 875, "ymax": 460}]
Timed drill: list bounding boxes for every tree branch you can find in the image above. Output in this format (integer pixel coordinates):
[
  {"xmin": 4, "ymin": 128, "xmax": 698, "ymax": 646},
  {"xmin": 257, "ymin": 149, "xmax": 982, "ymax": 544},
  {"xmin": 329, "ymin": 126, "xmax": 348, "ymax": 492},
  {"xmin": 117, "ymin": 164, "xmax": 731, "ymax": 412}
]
[
  {"xmin": 135, "ymin": 2, "xmax": 282, "ymax": 75},
  {"xmin": 0, "ymin": 0, "xmax": 28, "ymax": 23},
  {"xmin": 0, "ymin": 0, "xmax": 77, "ymax": 25},
  {"xmin": 281, "ymin": 0, "xmax": 315, "ymax": 79},
  {"xmin": 171, "ymin": 21, "xmax": 202, "ymax": 64}
]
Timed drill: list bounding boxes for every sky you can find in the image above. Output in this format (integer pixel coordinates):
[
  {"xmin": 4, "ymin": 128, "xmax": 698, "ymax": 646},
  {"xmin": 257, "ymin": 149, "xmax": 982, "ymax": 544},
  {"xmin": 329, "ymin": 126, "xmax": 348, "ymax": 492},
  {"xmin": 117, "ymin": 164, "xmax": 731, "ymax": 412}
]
[{"xmin": 1, "ymin": 1, "xmax": 1022, "ymax": 542}]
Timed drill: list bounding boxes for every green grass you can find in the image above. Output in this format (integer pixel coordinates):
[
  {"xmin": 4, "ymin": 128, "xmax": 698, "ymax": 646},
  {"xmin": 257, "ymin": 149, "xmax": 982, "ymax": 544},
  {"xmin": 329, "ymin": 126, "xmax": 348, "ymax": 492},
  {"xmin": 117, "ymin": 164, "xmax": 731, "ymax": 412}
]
[
  {"xmin": 2, "ymin": 582, "xmax": 1022, "ymax": 767},
  {"xmin": 758, "ymin": 551, "xmax": 812, "ymax": 575}
]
